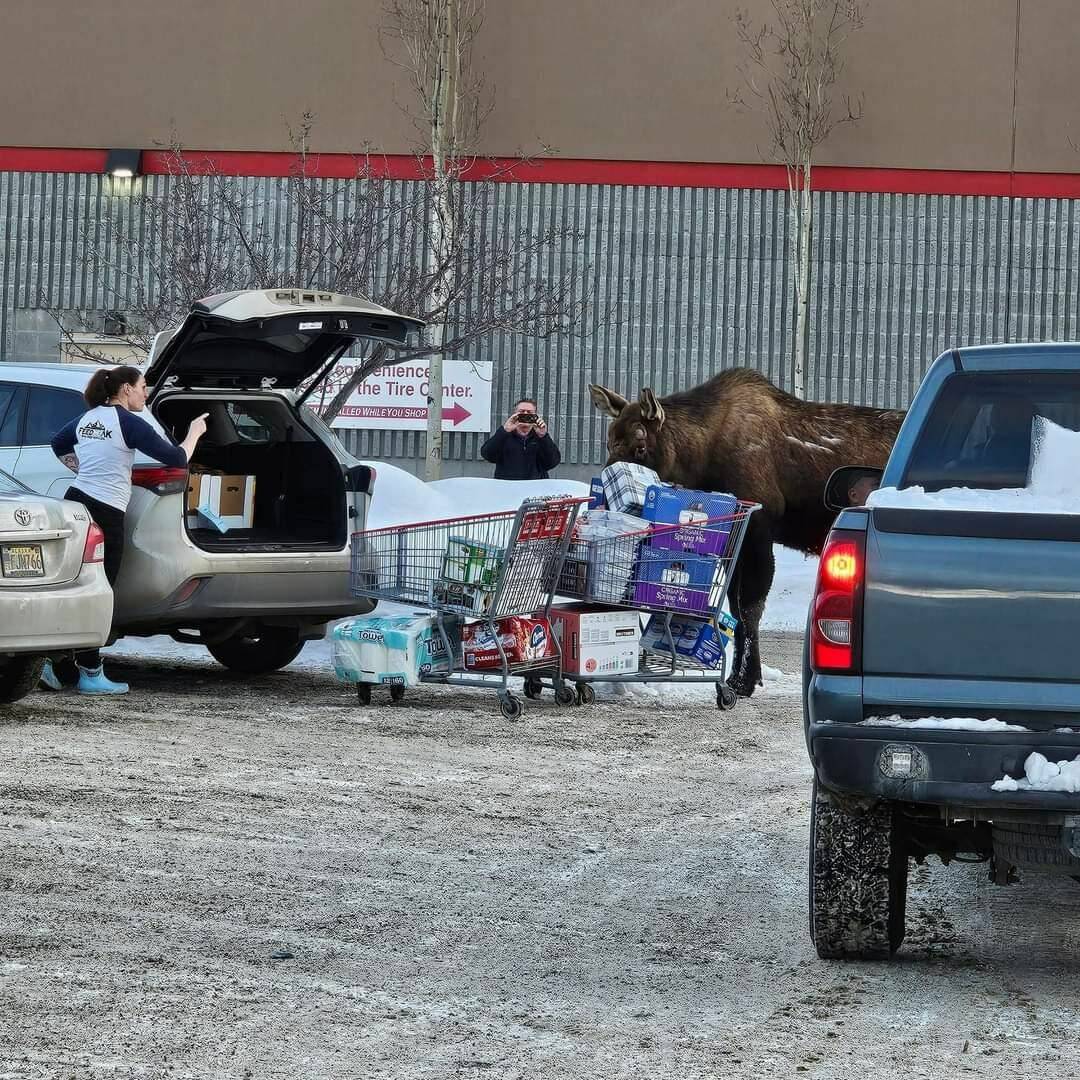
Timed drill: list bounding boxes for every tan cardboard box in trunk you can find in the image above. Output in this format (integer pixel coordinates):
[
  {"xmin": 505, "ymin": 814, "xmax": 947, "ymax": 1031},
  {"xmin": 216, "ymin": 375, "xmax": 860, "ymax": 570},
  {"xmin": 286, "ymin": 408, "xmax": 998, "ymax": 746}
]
[{"xmin": 196, "ymin": 473, "xmax": 256, "ymax": 533}]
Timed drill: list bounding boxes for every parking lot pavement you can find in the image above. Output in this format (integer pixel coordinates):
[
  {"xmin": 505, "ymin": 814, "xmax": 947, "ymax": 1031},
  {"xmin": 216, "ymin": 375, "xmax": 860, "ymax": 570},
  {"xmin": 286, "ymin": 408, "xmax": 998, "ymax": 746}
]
[{"xmin": 1, "ymin": 631, "xmax": 1079, "ymax": 1079}]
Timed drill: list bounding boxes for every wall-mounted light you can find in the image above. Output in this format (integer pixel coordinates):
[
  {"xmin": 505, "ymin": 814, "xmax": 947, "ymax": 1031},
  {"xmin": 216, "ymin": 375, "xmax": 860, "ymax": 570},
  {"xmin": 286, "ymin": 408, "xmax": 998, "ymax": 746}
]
[{"xmin": 104, "ymin": 149, "xmax": 142, "ymax": 178}]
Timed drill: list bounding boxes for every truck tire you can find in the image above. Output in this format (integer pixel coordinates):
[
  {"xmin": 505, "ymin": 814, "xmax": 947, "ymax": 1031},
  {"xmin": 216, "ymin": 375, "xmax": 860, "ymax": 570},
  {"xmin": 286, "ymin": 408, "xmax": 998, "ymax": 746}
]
[
  {"xmin": 992, "ymin": 822, "xmax": 1080, "ymax": 873},
  {"xmin": 206, "ymin": 629, "xmax": 304, "ymax": 674},
  {"xmin": 0, "ymin": 655, "xmax": 47, "ymax": 704},
  {"xmin": 809, "ymin": 777, "xmax": 908, "ymax": 960}
]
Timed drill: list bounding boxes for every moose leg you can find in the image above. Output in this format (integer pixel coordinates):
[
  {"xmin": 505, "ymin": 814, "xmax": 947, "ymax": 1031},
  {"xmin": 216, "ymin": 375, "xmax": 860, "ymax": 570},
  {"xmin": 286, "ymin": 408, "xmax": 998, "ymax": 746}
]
[{"xmin": 727, "ymin": 522, "xmax": 775, "ymax": 698}]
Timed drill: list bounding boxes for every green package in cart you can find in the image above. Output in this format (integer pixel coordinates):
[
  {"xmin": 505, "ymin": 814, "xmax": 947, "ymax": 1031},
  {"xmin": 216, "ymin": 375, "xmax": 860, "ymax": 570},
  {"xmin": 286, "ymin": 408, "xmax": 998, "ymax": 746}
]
[{"xmin": 441, "ymin": 536, "xmax": 504, "ymax": 591}]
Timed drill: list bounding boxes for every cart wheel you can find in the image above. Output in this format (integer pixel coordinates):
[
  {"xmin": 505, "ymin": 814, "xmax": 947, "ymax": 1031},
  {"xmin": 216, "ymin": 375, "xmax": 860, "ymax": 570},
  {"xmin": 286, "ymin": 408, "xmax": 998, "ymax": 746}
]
[
  {"xmin": 356, "ymin": 683, "xmax": 372, "ymax": 706},
  {"xmin": 499, "ymin": 693, "xmax": 523, "ymax": 721},
  {"xmin": 523, "ymin": 677, "xmax": 544, "ymax": 700},
  {"xmin": 576, "ymin": 683, "xmax": 596, "ymax": 706},
  {"xmin": 717, "ymin": 684, "xmax": 739, "ymax": 711},
  {"xmin": 554, "ymin": 684, "xmax": 577, "ymax": 707},
  {"xmin": 390, "ymin": 685, "xmax": 406, "ymax": 703}
]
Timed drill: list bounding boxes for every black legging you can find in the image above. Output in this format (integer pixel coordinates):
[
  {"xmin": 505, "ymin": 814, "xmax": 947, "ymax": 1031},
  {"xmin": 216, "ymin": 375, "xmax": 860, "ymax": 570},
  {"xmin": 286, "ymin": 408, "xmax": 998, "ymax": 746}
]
[{"xmin": 65, "ymin": 486, "xmax": 125, "ymax": 669}]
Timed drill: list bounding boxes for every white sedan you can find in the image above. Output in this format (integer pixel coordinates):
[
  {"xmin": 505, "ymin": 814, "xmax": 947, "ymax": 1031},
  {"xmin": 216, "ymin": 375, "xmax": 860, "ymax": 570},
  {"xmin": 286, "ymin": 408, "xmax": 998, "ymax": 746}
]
[{"xmin": 0, "ymin": 470, "xmax": 113, "ymax": 703}]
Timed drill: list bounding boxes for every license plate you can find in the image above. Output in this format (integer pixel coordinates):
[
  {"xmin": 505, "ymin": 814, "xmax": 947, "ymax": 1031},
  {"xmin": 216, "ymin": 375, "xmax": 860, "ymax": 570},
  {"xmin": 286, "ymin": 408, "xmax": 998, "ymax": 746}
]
[{"xmin": 1, "ymin": 544, "xmax": 44, "ymax": 578}]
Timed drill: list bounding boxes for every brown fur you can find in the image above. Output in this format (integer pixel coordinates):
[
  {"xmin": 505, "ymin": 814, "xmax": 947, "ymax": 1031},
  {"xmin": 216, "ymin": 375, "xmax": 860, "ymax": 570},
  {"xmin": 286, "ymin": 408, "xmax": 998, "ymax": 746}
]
[{"xmin": 590, "ymin": 368, "xmax": 905, "ymax": 695}]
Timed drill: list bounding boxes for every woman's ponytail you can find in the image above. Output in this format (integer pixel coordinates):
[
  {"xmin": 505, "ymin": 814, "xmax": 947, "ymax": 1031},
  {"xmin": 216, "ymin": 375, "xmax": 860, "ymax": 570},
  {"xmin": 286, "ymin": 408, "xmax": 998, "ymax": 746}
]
[{"xmin": 83, "ymin": 365, "xmax": 141, "ymax": 408}]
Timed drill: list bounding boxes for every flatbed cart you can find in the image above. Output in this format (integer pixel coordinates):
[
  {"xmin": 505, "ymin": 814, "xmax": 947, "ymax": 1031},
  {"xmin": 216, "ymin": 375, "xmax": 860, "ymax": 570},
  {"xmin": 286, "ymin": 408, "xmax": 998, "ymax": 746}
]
[
  {"xmin": 534, "ymin": 501, "xmax": 759, "ymax": 710},
  {"xmin": 348, "ymin": 495, "xmax": 588, "ymax": 719}
]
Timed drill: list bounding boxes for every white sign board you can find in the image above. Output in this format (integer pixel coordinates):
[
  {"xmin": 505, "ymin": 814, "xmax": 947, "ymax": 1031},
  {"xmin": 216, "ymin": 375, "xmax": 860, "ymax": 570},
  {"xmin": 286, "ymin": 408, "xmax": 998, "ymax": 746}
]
[{"xmin": 311, "ymin": 359, "xmax": 494, "ymax": 432}]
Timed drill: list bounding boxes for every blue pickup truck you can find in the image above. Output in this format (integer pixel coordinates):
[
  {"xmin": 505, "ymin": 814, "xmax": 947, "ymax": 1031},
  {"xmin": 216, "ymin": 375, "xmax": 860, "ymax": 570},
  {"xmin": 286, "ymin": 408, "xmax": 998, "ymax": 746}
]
[{"xmin": 804, "ymin": 343, "xmax": 1080, "ymax": 960}]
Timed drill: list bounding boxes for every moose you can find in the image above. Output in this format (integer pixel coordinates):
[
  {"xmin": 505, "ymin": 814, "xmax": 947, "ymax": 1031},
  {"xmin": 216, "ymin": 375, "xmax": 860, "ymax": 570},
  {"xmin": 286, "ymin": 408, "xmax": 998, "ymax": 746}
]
[{"xmin": 590, "ymin": 368, "xmax": 905, "ymax": 699}]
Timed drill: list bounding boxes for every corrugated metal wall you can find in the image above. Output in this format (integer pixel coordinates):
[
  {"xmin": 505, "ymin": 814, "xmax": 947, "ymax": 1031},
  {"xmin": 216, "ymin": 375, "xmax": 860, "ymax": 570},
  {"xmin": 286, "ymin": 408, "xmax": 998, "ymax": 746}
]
[{"xmin": 3, "ymin": 170, "xmax": 1078, "ymax": 468}]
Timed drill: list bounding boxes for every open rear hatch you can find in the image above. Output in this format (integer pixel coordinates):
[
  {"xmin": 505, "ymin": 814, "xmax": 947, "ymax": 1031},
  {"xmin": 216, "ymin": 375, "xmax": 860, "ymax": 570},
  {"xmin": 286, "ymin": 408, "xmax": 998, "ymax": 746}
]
[
  {"xmin": 147, "ymin": 289, "xmax": 417, "ymax": 553},
  {"xmin": 145, "ymin": 288, "xmax": 424, "ymax": 399}
]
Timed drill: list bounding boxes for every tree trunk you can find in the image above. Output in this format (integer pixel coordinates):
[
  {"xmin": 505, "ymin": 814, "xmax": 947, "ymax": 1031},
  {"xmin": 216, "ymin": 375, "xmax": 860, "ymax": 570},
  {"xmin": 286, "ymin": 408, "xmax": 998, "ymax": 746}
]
[
  {"xmin": 793, "ymin": 161, "xmax": 812, "ymax": 400},
  {"xmin": 423, "ymin": 0, "xmax": 458, "ymax": 482}
]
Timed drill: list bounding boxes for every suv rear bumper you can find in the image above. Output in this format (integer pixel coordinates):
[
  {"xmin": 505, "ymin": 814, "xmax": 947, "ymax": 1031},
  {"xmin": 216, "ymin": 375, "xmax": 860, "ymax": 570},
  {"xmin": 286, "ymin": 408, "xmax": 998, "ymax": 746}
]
[{"xmin": 114, "ymin": 569, "xmax": 374, "ymax": 631}]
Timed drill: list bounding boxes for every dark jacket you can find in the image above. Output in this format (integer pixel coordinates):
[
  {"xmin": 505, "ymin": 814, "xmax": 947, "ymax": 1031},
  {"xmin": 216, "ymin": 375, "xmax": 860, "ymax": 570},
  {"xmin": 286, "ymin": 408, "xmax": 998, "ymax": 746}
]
[{"xmin": 480, "ymin": 427, "xmax": 562, "ymax": 480}]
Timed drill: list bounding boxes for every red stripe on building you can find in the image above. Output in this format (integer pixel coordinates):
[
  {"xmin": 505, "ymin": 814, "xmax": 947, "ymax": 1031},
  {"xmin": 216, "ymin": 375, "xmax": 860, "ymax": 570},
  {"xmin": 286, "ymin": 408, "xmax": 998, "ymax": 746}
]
[{"xmin": 4, "ymin": 146, "xmax": 1080, "ymax": 198}]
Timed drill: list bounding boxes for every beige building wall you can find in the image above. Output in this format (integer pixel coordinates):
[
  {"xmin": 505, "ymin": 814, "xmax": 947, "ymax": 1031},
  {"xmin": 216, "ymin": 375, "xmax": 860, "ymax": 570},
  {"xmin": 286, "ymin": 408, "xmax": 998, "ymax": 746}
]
[{"xmin": 0, "ymin": 0, "xmax": 1071, "ymax": 174}]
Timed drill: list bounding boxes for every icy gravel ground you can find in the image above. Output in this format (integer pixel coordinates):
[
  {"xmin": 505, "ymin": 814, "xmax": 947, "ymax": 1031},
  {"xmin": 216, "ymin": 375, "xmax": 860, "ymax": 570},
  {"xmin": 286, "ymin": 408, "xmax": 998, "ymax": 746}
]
[{"xmin": 3, "ymin": 632, "xmax": 1080, "ymax": 1079}]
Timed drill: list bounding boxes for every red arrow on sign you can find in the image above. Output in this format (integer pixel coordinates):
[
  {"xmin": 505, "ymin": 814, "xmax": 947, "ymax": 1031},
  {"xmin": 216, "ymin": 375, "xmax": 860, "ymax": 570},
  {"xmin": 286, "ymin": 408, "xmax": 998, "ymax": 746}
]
[{"xmin": 442, "ymin": 402, "xmax": 472, "ymax": 426}]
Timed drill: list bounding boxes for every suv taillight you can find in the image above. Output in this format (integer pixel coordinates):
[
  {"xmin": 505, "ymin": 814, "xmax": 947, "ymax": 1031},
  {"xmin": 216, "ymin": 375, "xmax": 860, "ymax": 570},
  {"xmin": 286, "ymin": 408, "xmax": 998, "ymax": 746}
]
[
  {"xmin": 82, "ymin": 522, "xmax": 106, "ymax": 564},
  {"xmin": 810, "ymin": 529, "xmax": 866, "ymax": 674},
  {"xmin": 131, "ymin": 466, "xmax": 188, "ymax": 496}
]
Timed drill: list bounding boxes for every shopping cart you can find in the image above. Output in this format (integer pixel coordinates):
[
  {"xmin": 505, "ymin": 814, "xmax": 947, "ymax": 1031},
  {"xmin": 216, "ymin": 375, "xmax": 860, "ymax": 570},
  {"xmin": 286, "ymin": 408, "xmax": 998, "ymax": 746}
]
[
  {"xmin": 551, "ymin": 501, "xmax": 759, "ymax": 710},
  {"xmin": 348, "ymin": 495, "xmax": 587, "ymax": 719}
]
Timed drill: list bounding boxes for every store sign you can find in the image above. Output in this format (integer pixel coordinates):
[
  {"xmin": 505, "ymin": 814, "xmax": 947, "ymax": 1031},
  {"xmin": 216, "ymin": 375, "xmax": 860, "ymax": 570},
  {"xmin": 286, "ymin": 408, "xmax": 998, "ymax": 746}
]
[{"xmin": 310, "ymin": 359, "xmax": 493, "ymax": 432}]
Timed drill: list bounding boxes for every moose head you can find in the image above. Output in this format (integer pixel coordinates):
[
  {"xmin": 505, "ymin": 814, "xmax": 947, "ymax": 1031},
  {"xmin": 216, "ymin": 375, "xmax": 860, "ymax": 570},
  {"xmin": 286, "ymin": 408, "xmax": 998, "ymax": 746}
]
[{"xmin": 589, "ymin": 384, "xmax": 667, "ymax": 470}]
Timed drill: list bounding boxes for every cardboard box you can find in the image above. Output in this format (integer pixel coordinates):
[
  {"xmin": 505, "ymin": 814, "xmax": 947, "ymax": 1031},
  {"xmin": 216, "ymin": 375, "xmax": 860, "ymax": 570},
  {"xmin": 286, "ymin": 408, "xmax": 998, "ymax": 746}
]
[
  {"xmin": 643, "ymin": 486, "xmax": 739, "ymax": 556},
  {"xmin": 431, "ymin": 579, "xmax": 496, "ymax": 617},
  {"xmin": 633, "ymin": 548, "xmax": 722, "ymax": 615},
  {"xmin": 549, "ymin": 604, "xmax": 641, "ymax": 675},
  {"xmin": 640, "ymin": 612, "xmax": 737, "ymax": 669},
  {"xmin": 462, "ymin": 616, "xmax": 556, "ymax": 670},
  {"xmin": 331, "ymin": 612, "xmax": 458, "ymax": 687},
  {"xmin": 197, "ymin": 473, "xmax": 256, "ymax": 533},
  {"xmin": 185, "ymin": 472, "xmax": 203, "ymax": 512},
  {"xmin": 441, "ymin": 536, "xmax": 503, "ymax": 590},
  {"xmin": 588, "ymin": 477, "xmax": 606, "ymax": 509}
]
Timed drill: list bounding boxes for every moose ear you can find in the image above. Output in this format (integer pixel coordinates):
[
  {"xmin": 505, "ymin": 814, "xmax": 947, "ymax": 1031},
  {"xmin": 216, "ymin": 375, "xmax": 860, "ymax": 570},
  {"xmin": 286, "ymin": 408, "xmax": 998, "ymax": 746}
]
[
  {"xmin": 639, "ymin": 388, "xmax": 666, "ymax": 427},
  {"xmin": 589, "ymin": 384, "xmax": 629, "ymax": 419}
]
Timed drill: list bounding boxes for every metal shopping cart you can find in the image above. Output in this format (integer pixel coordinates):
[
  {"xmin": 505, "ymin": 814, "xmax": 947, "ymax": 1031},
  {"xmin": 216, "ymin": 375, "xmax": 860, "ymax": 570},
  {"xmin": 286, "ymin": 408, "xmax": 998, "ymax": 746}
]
[
  {"xmin": 552, "ymin": 501, "xmax": 759, "ymax": 709},
  {"xmin": 348, "ymin": 495, "xmax": 587, "ymax": 719}
]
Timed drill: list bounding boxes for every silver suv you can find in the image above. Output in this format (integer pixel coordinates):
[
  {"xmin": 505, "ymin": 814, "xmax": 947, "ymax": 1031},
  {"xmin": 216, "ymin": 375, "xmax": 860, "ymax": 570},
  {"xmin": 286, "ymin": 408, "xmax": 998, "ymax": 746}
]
[{"xmin": 1, "ymin": 289, "xmax": 422, "ymax": 673}]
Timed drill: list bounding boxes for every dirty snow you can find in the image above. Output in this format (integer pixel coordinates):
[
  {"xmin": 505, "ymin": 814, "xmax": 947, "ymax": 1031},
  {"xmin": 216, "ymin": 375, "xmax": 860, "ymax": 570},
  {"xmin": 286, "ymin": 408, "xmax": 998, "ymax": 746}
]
[
  {"xmin": 864, "ymin": 716, "xmax": 1029, "ymax": 732},
  {"xmin": 992, "ymin": 751, "xmax": 1080, "ymax": 793}
]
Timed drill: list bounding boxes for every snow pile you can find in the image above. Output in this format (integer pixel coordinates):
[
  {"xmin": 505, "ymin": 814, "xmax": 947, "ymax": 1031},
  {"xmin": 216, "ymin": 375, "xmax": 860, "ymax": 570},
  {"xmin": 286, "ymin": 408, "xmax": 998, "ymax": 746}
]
[
  {"xmin": 1028, "ymin": 415, "xmax": 1080, "ymax": 498},
  {"xmin": 863, "ymin": 715, "xmax": 1028, "ymax": 731},
  {"xmin": 992, "ymin": 751, "xmax": 1080, "ymax": 793},
  {"xmin": 361, "ymin": 463, "xmax": 589, "ymax": 529},
  {"xmin": 868, "ymin": 414, "xmax": 1080, "ymax": 515}
]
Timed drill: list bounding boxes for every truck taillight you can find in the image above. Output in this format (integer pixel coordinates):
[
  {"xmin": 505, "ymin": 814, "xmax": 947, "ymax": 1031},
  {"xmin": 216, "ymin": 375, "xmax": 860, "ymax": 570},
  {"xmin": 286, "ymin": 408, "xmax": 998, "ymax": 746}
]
[
  {"xmin": 131, "ymin": 466, "xmax": 188, "ymax": 495},
  {"xmin": 82, "ymin": 522, "xmax": 106, "ymax": 564},
  {"xmin": 810, "ymin": 530, "xmax": 866, "ymax": 674}
]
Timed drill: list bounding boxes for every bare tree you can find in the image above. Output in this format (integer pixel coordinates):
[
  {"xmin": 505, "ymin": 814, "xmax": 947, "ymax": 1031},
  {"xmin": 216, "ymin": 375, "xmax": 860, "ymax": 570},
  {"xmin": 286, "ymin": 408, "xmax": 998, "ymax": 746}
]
[
  {"xmin": 381, "ymin": 0, "xmax": 489, "ymax": 477},
  {"xmin": 733, "ymin": 1, "xmax": 865, "ymax": 398},
  {"xmin": 50, "ymin": 117, "xmax": 590, "ymax": 442}
]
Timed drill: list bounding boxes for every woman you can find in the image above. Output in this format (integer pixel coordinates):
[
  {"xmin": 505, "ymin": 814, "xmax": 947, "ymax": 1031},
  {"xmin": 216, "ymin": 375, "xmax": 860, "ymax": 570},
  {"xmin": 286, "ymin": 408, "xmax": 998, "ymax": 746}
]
[{"xmin": 41, "ymin": 365, "xmax": 207, "ymax": 695}]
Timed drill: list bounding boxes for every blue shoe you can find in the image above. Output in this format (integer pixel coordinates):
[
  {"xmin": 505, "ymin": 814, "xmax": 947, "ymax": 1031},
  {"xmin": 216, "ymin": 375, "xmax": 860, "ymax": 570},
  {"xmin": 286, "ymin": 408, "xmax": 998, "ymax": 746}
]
[
  {"xmin": 39, "ymin": 660, "xmax": 64, "ymax": 691},
  {"xmin": 77, "ymin": 664, "xmax": 129, "ymax": 696}
]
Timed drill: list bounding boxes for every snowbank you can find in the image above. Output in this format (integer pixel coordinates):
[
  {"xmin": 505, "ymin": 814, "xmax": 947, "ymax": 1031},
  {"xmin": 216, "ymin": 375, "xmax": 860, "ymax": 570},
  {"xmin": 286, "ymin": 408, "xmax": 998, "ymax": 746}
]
[
  {"xmin": 868, "ymin": 415, "xmax": 1080, "ymax": 515},
  {"xmin": 863, "ymin": 716, "xmax": 1028, "ymax": 732},
  {"xmin": 992, "ymin": 751, "xmax": 1080, "ymax": 793}
]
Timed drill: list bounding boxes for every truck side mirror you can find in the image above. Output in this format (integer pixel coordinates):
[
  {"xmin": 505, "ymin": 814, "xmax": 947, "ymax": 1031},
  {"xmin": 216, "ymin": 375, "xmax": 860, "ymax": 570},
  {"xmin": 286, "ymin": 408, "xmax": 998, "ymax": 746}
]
[{"xmin": 825, "ymin": 465, "xmax": 884, "ymax": 512}]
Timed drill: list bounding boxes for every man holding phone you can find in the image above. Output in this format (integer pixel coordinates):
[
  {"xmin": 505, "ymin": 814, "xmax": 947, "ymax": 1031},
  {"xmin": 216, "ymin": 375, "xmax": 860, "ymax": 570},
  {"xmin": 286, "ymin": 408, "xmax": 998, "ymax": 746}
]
[{"xmin": 480, "ymin": 396, "xmax": 562, "ymax": 480}]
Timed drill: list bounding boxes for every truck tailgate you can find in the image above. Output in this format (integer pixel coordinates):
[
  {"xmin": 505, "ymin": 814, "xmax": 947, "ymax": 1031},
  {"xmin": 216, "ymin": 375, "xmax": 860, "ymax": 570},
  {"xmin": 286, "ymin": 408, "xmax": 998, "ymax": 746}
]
[{"xmin": 863, "ymin": 508, "xmax": 1080, "ymax": 683}]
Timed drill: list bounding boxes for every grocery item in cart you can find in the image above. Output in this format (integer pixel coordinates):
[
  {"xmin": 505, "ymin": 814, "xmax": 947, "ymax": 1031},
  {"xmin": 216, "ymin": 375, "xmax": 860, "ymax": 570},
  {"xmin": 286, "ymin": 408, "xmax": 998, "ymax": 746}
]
[
  {"xmin": 589, "ymin": 476, "xmax": 606, "ymax": 509},
  {"xmin": 431, "ymin": 578, "xmax": 496, "ymax": 616},
  {"xmin": 441, "ymin": 536, "xmax": 504, "ymax": 590},
  {"xmin": 633, "ymin": 548, "xmax": 722, "ymax": 615},
  {"xmin": 549, "ymin": 604, "xmax": 641, "ymax": 675},
  {"xmin": 600, "ymin": 461, "xmax": 666, "ymax": 515},
  {"xmin": 643, "ymin": 486, "xmax": 739, "ymax": 556},
  {"xmin": 639, "ymin": 612, "xmax": 737, "ymax": 669},
  {"xmin": 332, "ymin": 612, "xmax": 459, "ymax": 686},
  {"xmin": 462, "ymin": 615, "xmax": 557, "ymax": 669},
  {"xmin": 574, "ymin": 509, "xmax": 646, "ymax": 603}
]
